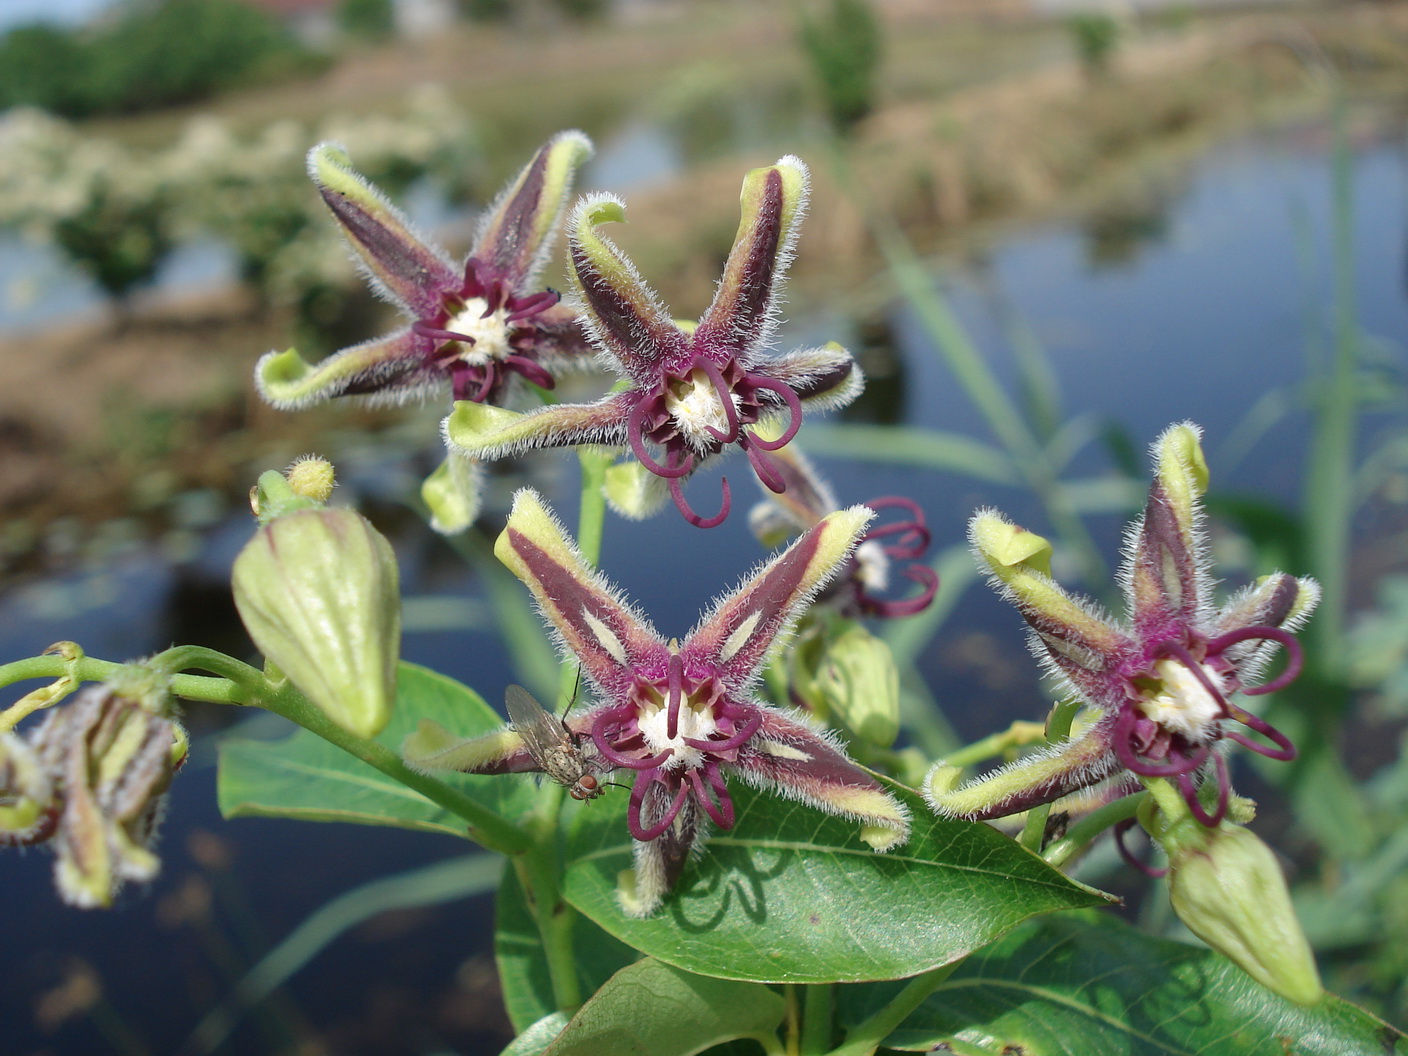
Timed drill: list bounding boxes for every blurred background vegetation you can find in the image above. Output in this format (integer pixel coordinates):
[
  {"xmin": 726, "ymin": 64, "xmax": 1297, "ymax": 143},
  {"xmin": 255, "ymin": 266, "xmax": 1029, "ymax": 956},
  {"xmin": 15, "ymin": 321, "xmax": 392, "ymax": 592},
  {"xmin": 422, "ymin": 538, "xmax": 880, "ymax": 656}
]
[{"xmin": 2, "ymin": 1, "xmax": 1408, "ymax": 1054}]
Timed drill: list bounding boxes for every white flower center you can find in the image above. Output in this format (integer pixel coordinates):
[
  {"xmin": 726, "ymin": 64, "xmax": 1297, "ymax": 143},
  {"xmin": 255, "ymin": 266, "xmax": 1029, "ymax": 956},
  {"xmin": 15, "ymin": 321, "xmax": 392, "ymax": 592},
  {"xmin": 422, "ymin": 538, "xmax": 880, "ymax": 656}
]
[
  {"xmin": 637, "ymin": 697, "xmax": 720, "ymax": 772},
  {"xmin": 853, "ymin": 539, "xmax": 890, "ymax": 592},
  {"xmin": 1138, "ymin": 659, "xmax": 1225, "ymax": 740},
  {"xmin": 665, "ymin": 368, "xmax": 736, "ymax": 444},
  {"xmin": 443, "ymin": 297, "xmax": 513, "ymax": 363}
]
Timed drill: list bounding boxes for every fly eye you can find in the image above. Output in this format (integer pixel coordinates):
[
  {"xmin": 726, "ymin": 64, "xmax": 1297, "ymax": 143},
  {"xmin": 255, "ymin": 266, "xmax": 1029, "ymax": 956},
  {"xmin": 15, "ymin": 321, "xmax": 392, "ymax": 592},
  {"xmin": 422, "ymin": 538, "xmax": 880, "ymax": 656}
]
[{"xmin": 579, "ymin": 775, "xmax": 599, "ymax": 791}]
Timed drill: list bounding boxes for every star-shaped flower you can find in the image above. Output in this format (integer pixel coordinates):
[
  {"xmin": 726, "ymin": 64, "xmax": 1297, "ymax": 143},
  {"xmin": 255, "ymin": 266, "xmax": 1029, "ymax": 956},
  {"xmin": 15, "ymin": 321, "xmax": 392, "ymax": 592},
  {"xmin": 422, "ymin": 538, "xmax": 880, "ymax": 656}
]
[
  {"xmin": 445, "ymin": 156, "xmax": 862, "ymax": 528},
  {"xmin": 927, "ymin": 423, "xmax": 1318, "ymax": 827},
  {"xmin": 404, "ymin": 488, "xmax": 909, "ymax": 916},
  {"xmin": 255, "ymin": 130, "xmax": 595, "ymax": 409}
]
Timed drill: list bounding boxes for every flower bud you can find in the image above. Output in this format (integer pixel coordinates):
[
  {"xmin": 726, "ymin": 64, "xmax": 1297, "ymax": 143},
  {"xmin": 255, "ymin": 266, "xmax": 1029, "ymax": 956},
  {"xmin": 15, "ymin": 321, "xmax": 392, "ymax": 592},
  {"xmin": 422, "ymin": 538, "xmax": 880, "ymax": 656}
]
[
  {"xmin": 1166, "ymin": 822, "xmax": 1322, "ymax": 1006},
  {"xmin": 812, "ymin": 624, "xmax": 900, "ymax": 748},
  {"xmin": 233, "ymin": 506, "xmax": 401, "ymax": 739},
  {"xmin": 28, "ymin": 684, "xmax": 187, "ymax": 909}
]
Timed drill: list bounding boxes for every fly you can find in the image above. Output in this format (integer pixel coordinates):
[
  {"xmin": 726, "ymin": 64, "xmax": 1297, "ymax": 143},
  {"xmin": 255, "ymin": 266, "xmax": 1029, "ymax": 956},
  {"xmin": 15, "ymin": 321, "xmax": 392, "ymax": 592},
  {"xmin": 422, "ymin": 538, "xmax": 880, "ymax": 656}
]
[{"xmin": 505, "ymin": 683, "xmax": 606, "ymax": 801}]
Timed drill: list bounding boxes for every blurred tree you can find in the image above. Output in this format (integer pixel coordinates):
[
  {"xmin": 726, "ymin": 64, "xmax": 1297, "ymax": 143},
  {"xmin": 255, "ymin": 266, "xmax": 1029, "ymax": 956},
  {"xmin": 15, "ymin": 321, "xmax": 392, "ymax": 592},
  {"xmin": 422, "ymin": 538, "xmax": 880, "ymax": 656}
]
[
  {"xmin": 0, "ymin": 0, "xmax": 323, "ymax": 118},
  {"xmin": 339, "ymin": 0, "xmax": 395, "ymax": 40},
  {"xmin": 1068, "ymin": 11, "xmax": 1121, "ymax": 79},
  {"xmin": 797, "ymin": 0, "xmax": 883, "ymax": 136},
  {"xmin": 0, "ymin": 25, "xmax": 95, "ymax": 115}
]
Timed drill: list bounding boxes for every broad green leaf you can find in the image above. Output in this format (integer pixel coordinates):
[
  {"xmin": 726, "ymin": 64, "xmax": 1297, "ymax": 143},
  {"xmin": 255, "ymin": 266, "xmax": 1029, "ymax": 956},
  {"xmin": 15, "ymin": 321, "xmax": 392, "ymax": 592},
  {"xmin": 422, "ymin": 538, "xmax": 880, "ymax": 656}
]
[
  {"xmin": 495, "ymin": 862, "xmax": 638, "ymax": 1032},
  {"xmin": 501, "ymin": 1012, "xmax": 569, "ymax": 1056},
  {"xmin": 838, "ymin": 912, "xmax": 1408, "ymax": 1055},
  {"xmin": 218, "ymin": 662, "xmax": 533, "ymax": 836},
  {"xmin": 542, "ymin": 957, "xmax": 785, "ymax": 1056},
  {"xmin": 562, "ymin": 779, "xmax": 1109, "ymax": 983}
]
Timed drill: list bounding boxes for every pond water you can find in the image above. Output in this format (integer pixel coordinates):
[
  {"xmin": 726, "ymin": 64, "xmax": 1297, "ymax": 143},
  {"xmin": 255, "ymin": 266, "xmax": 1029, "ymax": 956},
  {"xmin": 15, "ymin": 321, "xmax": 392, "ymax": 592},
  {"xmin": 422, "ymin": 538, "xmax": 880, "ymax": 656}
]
[{"xmin": 3, "ymin": 113, "xmax": 1405, "ymax": 1054}]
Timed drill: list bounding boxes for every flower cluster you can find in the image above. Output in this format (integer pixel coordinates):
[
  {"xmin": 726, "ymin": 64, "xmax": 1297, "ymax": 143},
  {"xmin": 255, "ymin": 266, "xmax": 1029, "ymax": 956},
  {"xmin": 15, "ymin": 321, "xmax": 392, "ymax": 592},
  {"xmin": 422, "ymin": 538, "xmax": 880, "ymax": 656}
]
[{"xmin": 445, "ymin": 156, "xmax": 861, "ymax": 527}]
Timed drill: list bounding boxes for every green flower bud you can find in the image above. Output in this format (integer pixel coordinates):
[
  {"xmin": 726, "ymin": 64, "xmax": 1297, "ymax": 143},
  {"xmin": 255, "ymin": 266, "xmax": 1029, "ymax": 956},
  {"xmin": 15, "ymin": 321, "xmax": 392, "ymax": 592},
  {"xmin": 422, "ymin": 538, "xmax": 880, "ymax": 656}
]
[
  {"xmin": 813, "ymin": 624, "xmax": 900, "ymax": 748},
  {"xmin": 1166, "ymin": 822, "xmax": 1323, "ymax": 1006},
  {"xmin": 286, "ymin": 456, "xmax": 336, "ymax": 503},
  {"xmin": 233, "ymin": 506, "xmax": 401, "ymax": 739}
]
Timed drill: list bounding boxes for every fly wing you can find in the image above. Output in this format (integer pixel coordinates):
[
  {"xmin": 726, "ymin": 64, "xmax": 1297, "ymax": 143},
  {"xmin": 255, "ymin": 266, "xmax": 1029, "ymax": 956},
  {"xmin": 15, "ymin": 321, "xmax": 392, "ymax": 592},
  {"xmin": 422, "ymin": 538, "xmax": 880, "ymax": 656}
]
[{"xmin": 504, "ymin": 684, "xmax": 571, "ymax": 770}]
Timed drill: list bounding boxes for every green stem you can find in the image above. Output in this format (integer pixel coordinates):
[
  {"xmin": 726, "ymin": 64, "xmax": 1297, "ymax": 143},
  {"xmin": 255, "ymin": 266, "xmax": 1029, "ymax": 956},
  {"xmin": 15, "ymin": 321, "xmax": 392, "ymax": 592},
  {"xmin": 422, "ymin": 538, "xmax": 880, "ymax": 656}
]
[
  {"xmin": 1043, "ymin": 791, "xmax": 1146, "ymax": 869},
  {"xmin": 259, "ymin": 683, "xmax": 531, "ymax": 856},
  {"xmin": 512, "ymin": 828, "xmax": 582, "ymax": 1012},
  {"xmin": 941, "ymin": 719, "xmax": 1048, "ymax": 769},
  {"xmin": 0, "ymin": 654, "xmax": 249, "ymax": 707},
  {"xmin": 827, "ymin": 962, "xmax": 959, "ymax": 1056},
  {"xmin": 575, "ymin": 446, "xmax": 612, "ymax": 569},
  {"xmin": 500, "ymin": 446, "xmax": 617, "ymax": 1017},
  {"xmin": 801, "ymin": 983, "xmax": 835, "ymax": 1056},
  {"xmin": 1019, "ymin": 698, "xmax": 1080, "ymax": 852}
]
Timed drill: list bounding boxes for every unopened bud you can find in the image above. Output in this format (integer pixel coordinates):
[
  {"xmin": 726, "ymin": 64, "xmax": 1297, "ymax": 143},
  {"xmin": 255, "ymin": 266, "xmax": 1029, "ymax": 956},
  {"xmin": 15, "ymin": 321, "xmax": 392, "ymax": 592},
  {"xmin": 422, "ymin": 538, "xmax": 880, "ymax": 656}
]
[
  {"xmin": 28, "ymin": 684, "xmax": 187, "ymax": 909},
  {"xmin": 286, "ymin": 457, "xmax": 336, "ymax": 503},
  {"xmin": 814, "ymin": 624, "xmax": 900, "ymax": 748},
  {"xmin": 233, "ymin": 506, "xmax": 401, "ymax": 739},
  {"xmin": 1166, "ymin": 822, "xmax": 1322, "ymax": 1006}
]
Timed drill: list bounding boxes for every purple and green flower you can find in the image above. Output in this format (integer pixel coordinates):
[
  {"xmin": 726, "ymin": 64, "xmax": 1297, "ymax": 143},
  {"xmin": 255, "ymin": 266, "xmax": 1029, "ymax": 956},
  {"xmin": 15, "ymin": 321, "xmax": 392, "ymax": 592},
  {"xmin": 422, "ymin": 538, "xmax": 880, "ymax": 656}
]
[
  {"xmin": 255, "ymin": 130, "xmax": 595, "ymax": 409},
  {"xmin": 445, "ymin": 156, "xmax": 862, "ymax": 528},
  {"xmin": 404, "ymin": 488, "xmax": 909, "ymax": 915},
  {"xmin": 927, "ymin": 422, "xmax": 1318, "ymax": 827}
]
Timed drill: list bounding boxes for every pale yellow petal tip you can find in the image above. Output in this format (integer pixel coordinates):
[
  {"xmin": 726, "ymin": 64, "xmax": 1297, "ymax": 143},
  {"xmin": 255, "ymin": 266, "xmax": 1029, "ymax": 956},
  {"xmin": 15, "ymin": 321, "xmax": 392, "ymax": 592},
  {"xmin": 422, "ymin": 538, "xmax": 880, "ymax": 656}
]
[
  {"xmin": 443, "ymin": 400, "xmax": 524, "ymax": 450},
  {"xmin": 255, "ymin": 348, "xmax": 316, "ymax": 405},
  {"xmin": 401, "ymin": 721, "xmax": 520, "ymax": 774},
  {"xmin": 859, "ymin": 821, "xmax": 906, "ymax": 853},
  {"xmin": 421, "ymin": 456, "xmax": 482, "ymax": 536},
  {"xmin": 815, "ymin": 505, "xmax": 875, "ymax": 570},
  {"xmin": 549, "ymin": 128, "xmax": 595, "ymax": 166},
  {"xmin": 970, "ymin": 510, "xmax": 1052, "ymax": 575},
  {"xmin": 307, "ymin": 141, "xmax": 361, "ymax": 193},
  {"xmin": 615, "ymin": 867, "xmax": 663, "ymax": 919},
  {"xmin": 1154, "ymin": 421, "xmax": 1209, "ymax": 497},
  {"xmin": 922, "ymin": 762, "xmax": 969, "ymax": 819},
  {"xmin": 496, "ymin": 487, "xmax": 570, "ymax": 572},
  {"xmin": 603, "ymin": 461, "xmax": 669, "ymax": 520},
  {"xmin": 575, "ymin": 193, "xmax": 627, "ymax": 232}
]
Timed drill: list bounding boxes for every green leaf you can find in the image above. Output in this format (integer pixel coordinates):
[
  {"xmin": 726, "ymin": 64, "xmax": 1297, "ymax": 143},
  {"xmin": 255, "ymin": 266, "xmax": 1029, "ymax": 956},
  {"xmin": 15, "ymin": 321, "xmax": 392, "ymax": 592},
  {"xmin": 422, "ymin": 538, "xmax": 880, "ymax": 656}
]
[
  {"xmin": 218, "ymin": 662, "xmax": 533, "ymax": 836},
  {"xmin": 837, "ymin": 912, "xmax": 1408, "ymax": 1054},
  {"xmin": 802, "ymin": 424, "xmax": 1016, "ymax": 484},
  {"xmin": 561, "ymin": 780, "xmax": 1109, "ymax": 983},
  {"xmin": 502, "ymin": 1012, "xmax": 570, "ymax": 1056},
  {"xmin": 542, "ymin": 957, "xmax": 785, "ymax": 1056},
  {"xmin": 495, "ymin": 863, "xmax": 639, "ymax": 1033}
]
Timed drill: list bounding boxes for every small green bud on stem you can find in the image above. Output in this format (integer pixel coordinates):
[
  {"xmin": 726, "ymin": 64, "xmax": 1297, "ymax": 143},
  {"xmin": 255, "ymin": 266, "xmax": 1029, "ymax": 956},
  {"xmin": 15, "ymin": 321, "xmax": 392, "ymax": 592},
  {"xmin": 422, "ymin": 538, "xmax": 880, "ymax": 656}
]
[
  {"xmin": 1150, "ymin": 799, "xmax": 1322, "ymax": 1006},
  {"xmin": 233, "ymin": 503, "xmax": 401, "ymax": 739}
]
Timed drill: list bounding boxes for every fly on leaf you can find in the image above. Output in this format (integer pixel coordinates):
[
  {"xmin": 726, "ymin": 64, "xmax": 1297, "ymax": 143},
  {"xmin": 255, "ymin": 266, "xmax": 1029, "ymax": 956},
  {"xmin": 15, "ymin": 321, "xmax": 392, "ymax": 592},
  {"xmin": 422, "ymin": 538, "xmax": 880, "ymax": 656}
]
[{"xmin": 504, "ymin": 684, "xmax": 607, "ymax": 801}]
